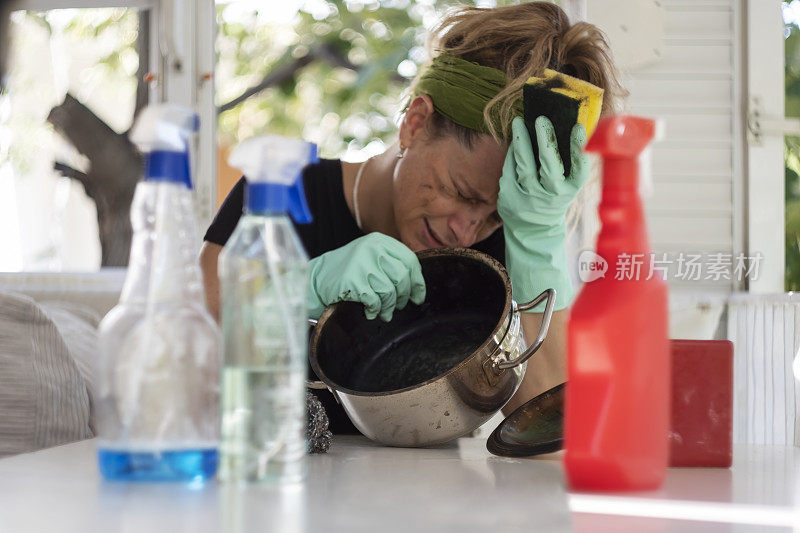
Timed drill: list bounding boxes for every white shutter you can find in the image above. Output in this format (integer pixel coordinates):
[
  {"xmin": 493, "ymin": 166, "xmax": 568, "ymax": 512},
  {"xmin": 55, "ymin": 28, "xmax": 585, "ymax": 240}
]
[
  {"xmin": 586, "ymin": 0, "xmax": 744, "ymax": 293},
  {"xmin": 630, "ymin": 0, "xmax": 741, "ymax": 292}
]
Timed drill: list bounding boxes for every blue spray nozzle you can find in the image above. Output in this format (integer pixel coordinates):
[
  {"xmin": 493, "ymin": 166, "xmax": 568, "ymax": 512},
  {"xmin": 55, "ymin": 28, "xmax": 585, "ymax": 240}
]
[
  {"xmin": 245, "ymin": 173, "xmax": 312, "ymax": 223},
  {"xmin": 233, "ymin": 136, "xmax": 317, "ymax": 222},
  {"xmin": 131, "ymin": 104, "xmax": 199, "ymax": 188},
  {"xmin": 144, "ymin": 151, "xmax": 192, "ymax": 189}
]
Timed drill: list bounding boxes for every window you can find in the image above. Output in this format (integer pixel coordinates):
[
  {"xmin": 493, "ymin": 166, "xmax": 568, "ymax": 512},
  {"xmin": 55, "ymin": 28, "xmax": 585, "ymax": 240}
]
[
  {"xmin": 0, "ymin": 0, "xmax": 216, "ymax": 272},
  {"xmin": 1, "ymin": 6, "xmax": 145, "ymax": 270}
]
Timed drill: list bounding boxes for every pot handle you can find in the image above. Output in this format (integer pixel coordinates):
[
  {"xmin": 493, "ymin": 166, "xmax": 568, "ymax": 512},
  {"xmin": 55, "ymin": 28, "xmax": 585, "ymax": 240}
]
[
  {"xmin": 495, "ymin": 288, "xmax": 557, "ymax": 370},
  {"xmin": 305, "ymin": 317, "xmax": 342, "ymax": 404}
]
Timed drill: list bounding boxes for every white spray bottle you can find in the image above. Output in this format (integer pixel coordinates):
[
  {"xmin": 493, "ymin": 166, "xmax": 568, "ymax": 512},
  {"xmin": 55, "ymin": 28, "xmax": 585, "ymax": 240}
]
[{"xmin": 95, "ymin": 104, "xmax": 220, "ymax": 482}]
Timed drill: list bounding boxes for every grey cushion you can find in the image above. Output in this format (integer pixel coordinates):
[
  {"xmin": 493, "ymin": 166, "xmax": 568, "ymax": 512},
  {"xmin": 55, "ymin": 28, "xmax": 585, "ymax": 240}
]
[
  {"xmin": 0, "ymin": 292, "xmax": 92, "ymax": 457},
  {"xmin": 39, "ymin": 300, "xmax": 101, "ymax": 434}
]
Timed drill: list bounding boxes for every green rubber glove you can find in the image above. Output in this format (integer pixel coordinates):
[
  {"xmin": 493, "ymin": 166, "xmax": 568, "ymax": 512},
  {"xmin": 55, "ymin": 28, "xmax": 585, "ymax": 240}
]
[
  {"xmin": 497, "ymin": 116, "xmax": 590, "ymax": 311},
  {"xmin": 307, "ymin": 232, "xmax": 426, "ymax": 321}
]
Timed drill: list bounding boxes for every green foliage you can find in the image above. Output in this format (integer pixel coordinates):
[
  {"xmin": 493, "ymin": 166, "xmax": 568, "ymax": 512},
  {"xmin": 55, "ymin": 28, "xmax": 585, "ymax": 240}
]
[
  {"xmin": 787, "ymin": 197, "xmax": 800, "ymax": 291},
  {"xmin": 786, "ymin": 24, "xmax": 800, "ymax": 117},
  {"xmin": 785, "ymin": 10, "xmax": 800, "ymax": 290},
  {"xmin": 215, "ymin": 0, "xmax": 481, "ymax": 156}
]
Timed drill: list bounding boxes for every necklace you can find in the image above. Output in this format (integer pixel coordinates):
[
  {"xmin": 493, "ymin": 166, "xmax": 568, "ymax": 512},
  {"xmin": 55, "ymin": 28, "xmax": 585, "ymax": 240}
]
[
  {"xmin": 353, "ymin": 147, "xmax": 403, "ymax": 230},
  {"xmin": 353, "ymin": 158, "xmax": 369, "ymax": 230}
]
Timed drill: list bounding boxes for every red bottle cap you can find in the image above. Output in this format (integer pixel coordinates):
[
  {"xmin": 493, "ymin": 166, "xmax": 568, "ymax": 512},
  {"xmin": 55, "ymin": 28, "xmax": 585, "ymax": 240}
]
[{"xmin": 585, "ymin": 115, "xmax": 656, "ymax": 159}]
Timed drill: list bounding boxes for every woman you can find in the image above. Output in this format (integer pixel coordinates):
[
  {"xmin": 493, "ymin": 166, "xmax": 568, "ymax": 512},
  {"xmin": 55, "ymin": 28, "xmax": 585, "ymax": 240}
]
[{"xmin": 200, "ymin": 2, "xmax": 624, "ymax": 433}]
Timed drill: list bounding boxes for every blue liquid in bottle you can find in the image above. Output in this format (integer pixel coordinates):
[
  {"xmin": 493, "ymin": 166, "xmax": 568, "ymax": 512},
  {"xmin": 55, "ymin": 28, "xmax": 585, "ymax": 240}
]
[{"xmin": 98, "ymin": 448, "xmax": 218, "ymax": 482}]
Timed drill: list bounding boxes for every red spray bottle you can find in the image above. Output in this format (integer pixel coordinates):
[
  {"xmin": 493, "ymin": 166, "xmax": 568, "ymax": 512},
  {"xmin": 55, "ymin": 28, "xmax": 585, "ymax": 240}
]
[{"xmin": 564, "ymin": 116, "xmax": 669, "ymax": 491}]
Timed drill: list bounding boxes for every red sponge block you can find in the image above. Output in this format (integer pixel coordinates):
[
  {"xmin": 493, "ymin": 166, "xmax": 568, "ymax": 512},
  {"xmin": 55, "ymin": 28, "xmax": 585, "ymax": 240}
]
[{"xmin": 669, "ymin": 339, "xmax": 733, "ymax": 468}]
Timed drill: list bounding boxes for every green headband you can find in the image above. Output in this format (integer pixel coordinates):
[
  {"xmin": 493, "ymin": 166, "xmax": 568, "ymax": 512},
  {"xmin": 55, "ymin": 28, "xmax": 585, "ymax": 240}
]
[{"xmin": 412, "ymin": 53, "xmax": 521, "ymax": 137}]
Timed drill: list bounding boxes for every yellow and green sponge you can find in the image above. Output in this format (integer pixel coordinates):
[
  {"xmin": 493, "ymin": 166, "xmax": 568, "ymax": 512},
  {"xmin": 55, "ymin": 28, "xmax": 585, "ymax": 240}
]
[{"xmin": 523, "ymin": 69, "xmax": 604, "ymax": 175}]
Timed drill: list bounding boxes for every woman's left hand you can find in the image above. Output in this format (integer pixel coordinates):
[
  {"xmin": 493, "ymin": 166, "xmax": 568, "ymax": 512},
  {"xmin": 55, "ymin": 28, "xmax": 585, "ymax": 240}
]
[{"xmin": 497, "ymin": 116, "xmax": 590, "ymax": 310}]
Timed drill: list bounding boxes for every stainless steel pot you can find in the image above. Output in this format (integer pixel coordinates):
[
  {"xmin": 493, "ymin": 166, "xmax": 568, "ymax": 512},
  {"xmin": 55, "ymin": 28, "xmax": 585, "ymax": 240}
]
[{"xmin": 308, "ymin": 248, "xmax": 556, "ymax": 447}]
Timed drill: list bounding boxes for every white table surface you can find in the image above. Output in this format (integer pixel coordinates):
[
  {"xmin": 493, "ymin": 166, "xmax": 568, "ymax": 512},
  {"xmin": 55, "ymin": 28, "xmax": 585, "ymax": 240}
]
[{"xmin": 0, "ymin": 436, "xmax": 796, "ymax": 533}]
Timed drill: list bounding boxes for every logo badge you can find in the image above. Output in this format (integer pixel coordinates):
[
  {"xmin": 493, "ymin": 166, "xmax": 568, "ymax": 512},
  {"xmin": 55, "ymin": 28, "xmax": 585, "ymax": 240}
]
[{"xmin": 577, "ymin": 250, "xmax": 608, "ymax": 283}]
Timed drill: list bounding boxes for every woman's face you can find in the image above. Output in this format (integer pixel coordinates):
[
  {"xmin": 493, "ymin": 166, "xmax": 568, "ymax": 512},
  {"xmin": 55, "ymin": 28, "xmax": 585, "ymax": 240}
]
[{"xmin": 394, "ymin": 96, "xmax": 507, "ymax": 252}]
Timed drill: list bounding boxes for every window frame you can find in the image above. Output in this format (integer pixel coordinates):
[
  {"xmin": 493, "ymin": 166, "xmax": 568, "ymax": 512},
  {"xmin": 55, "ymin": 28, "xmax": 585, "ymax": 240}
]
[
  {"xmin": 744, "ymin": 0, "xmax": 787, "ymax": 293},
  {"xmin": 9, "ymin": 0, "xmax": 217, "ymax": 271}
]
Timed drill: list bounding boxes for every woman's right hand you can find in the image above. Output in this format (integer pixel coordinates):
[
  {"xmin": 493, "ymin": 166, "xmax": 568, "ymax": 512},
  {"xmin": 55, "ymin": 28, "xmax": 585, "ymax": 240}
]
[{"xmin": 307, "ymin": 232, "xmax": 426, "ymax": 321}]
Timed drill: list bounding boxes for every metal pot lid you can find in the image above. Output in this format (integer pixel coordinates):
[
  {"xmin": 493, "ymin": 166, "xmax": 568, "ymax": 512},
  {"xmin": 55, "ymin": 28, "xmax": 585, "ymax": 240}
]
[{"xmin": 486, "ymin": 383, "xmax": 565, "ymax": 457}]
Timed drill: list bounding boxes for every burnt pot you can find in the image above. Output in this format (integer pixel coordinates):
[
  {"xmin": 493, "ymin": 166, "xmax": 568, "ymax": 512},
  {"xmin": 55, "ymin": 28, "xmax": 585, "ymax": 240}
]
[{"xmin": 309, "ymin": 248, "xmax": 555, "ymax": 447}]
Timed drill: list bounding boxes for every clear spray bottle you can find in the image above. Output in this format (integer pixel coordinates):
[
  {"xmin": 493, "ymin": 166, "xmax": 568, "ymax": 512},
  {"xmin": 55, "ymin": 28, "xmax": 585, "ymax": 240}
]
[
  {"xmin": 218, "ymin": 135, "xmax": 315, "ymax": 483},
  {"xmin": 95, "ymin": 104, "xmax": 220, "ymax": 482}
]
